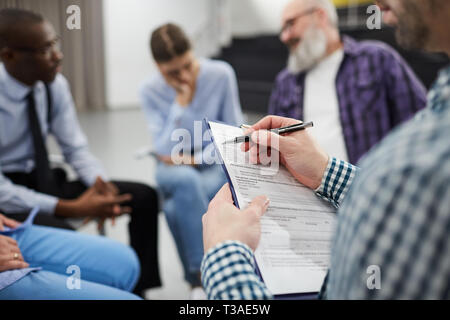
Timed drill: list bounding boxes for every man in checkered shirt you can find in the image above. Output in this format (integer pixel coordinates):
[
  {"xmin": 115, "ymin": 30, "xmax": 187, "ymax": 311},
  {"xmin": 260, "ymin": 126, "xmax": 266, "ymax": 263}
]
[{"xmin": 200, "ymin": 0, "xmax": 450, "ymax": 299}]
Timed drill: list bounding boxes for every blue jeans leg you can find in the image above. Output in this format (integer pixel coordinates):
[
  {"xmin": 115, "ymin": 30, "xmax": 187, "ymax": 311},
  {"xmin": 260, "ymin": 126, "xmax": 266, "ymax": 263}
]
[
  {"xmin": 0, "ymin": 270, "xmax": 141, "ymax": 300},
  {"xmin": 156, "ymin": 163, "xmax": 226, "ymax": 286},
  {"xmin": 12, "ymin": 225, "xmax": 141, "ymax": 292},
  {"xmin": 199, "ymin": 164, "xmax": 228, "ymax": 200}
]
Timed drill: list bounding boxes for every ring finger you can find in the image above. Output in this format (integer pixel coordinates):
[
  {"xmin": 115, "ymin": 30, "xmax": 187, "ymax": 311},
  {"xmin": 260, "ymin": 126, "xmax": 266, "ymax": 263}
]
[{"xmin": 10, "ymin": 251, "xmax": 24, "ymax": 262}]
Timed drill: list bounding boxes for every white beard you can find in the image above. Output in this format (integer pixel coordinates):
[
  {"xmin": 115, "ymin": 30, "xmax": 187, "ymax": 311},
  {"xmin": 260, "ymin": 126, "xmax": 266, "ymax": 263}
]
[{"xmin": 287, "ymin": 26, "xmax": 328, "ymax": 74}]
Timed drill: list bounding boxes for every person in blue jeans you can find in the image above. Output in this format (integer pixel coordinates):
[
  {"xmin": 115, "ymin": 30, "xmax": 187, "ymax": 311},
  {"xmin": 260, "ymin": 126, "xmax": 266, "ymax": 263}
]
[
  {"xmin": 139, "ymin": 23, "xmax": 244, "ymax": 296},
  {"xmin": 0, "ymin": 210, "xmax": 141, "ymax": 299}
]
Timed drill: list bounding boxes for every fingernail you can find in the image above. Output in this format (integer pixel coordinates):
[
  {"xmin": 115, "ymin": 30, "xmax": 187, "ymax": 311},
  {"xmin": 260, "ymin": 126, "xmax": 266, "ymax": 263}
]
[{"xmin": 251, "ymin": 131, "xmax": 258, "ymax": 142}]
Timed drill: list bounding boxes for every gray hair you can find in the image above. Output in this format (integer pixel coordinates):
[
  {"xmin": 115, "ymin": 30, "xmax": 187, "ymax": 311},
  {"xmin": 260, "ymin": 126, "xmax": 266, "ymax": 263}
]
[{"xmin": 307, "ymin": 0, "xmax": 339, "ymax": 27}]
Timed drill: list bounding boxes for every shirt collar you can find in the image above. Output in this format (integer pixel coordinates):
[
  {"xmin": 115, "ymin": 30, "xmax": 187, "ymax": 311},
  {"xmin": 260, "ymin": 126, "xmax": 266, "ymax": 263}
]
[
  {"xmin": 341, "ymin": 35, "xmax": 360, "ymax": 57},
  {"xmin": 438, "ymin": 64, "xmax": 450, "ymax": 85},
  {"xmin": 0, "ymin": 63, "xmax": 34, "ymax": 101},
  {"xmin": 428, "ymin": 64, "xmax": 450, "ymax": 113}
]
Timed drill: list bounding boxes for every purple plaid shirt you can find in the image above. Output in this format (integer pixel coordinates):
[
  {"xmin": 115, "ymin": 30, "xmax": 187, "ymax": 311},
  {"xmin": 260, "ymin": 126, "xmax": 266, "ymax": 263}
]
[{"xmin": 269, "ymin": 36, "xmax": 427, "ymax": 164}]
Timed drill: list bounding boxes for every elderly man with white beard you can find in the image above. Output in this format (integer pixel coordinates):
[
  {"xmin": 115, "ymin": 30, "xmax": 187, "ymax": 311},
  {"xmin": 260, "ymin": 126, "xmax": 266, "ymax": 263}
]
[{"xmin": 269, "ymin": 0, "xmax": 427, "ymax": 165}]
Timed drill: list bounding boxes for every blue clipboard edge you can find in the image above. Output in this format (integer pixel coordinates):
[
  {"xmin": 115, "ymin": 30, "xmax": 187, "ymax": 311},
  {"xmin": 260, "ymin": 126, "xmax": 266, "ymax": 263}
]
[
  {"xmin": 204, "ymin": 118, "xmax": 241, "ymax": 209},
  {"xmin": 203, "ymin": 118, "xmax": 318, "ymax": 300}
]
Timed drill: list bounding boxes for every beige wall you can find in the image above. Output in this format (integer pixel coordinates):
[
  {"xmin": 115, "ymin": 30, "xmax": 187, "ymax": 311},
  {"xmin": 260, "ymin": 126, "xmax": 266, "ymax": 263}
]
[{"xmin": 0, "ymin": 0, "xmax": 105, "ymax": 111}]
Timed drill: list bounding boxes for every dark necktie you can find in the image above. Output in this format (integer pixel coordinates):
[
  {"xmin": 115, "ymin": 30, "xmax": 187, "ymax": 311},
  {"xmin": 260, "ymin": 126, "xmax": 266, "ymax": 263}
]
[{"xmin": 26, "ymin": 90, "xmax": 56, "ymax": 194}]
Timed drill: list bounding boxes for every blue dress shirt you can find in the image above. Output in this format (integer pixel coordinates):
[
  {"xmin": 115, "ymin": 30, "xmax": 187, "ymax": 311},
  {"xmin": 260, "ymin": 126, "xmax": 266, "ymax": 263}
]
[
  {"xmin": 139, "ymin": 58, "xmax": 244, "ymax": 161},
  {"xmin": 0, "ymin": 64, "xmax": 107, "ymax": 214}
]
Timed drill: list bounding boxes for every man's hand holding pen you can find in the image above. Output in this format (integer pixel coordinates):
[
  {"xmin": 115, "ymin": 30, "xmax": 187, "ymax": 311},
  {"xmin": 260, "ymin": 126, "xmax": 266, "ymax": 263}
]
[
  {"xmin": 202, "ymin": 115, "xmax": 330, "ymax": 252},
  {"xmin": 241, "ymin": 115, "xmax": 329, "ymax": 190}
]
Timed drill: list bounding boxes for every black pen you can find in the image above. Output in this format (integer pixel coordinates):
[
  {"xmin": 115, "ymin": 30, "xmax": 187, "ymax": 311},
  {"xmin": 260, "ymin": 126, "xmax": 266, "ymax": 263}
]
[{"xmin": 223, "ymin": 121, "xmax": 314, "ymax": 144}]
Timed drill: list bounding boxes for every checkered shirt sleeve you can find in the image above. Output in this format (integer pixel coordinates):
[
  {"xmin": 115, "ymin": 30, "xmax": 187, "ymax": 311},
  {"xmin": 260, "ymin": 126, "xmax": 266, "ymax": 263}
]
[
  {"xmin": 201, "ymin": 241, "xmax": 273, "ymax": 300},
  {"xmin": 324, "ymin": 66, "xmax": 450, "ymax": 299},
  {"xmin": 315, "ymin": 157, "xmax": 360, "ymax": 208}
]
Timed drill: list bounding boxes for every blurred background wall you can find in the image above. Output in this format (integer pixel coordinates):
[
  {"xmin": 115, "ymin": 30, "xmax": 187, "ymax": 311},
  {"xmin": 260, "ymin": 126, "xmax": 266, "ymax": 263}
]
[
  {"xmin": 0, "ymin": 0, "xmax": 105, "ymax": 111},
  {"xmin": 103, "ymin": 0, "xmax": 232, "ymax": 109}
]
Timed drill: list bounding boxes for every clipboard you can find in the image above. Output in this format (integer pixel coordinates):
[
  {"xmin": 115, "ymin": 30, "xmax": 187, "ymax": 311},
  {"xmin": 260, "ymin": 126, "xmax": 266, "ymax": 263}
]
[{"xmin": 204, "ymin": 118, "xmax": 319, "ymax": 300}]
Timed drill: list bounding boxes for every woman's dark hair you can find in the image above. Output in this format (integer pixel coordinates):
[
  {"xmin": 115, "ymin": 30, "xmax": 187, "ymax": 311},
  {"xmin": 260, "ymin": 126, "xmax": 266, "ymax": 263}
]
[{"xmin": 150, "ymin": 23, "xmax": 191, "ymax": 63}]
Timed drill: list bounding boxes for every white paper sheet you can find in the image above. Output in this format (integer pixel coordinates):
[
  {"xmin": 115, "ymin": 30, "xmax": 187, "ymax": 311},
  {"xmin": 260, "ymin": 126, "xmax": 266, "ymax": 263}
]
[{"xmin": 208, "ymin": 121, "xmax": 336, "ymax": 295}]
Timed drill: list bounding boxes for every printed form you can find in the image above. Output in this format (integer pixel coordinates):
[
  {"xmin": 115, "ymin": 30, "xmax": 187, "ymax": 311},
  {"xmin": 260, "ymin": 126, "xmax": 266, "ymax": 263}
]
[{"xmin": 208, "ymin": 121, "xmax": 336, "ymax": 295}]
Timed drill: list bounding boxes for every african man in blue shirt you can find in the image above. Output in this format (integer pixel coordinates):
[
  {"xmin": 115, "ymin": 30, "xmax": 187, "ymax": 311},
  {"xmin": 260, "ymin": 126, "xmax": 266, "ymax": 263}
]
[
  {"xmin": 139, "ymin": 23, "xmax": 243, "ymax": 298},
  {"xmin": 0, "ymin": 8, "xmax": 160, "ymax": 297}
]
